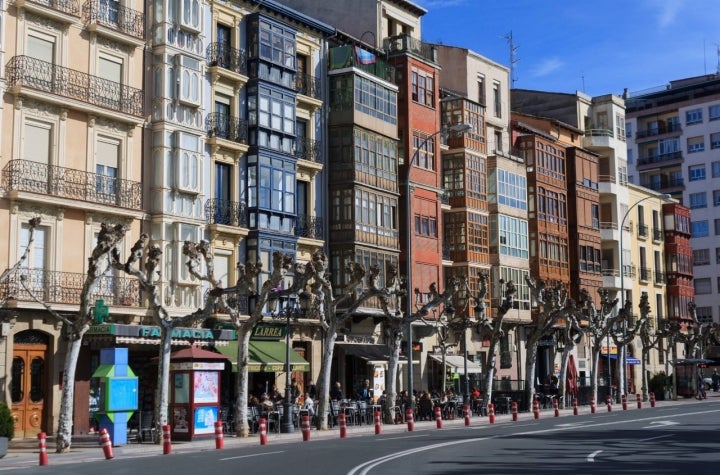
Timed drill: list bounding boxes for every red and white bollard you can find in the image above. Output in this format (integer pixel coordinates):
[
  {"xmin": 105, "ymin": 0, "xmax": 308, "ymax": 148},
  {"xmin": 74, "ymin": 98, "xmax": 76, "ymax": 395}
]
[
  {"xmin": 621, "ymin": 394, "xmax": 628, "ymax": 411},
  {"xmin": 553, "ymin": 398, "xmax": 560, "ymax": 417},
  {"xmin": 38, "ymin": 432, "xmax": 48, "ymax": 466},
  {"xmin": 511, "ymin": 401, "xmax": 518, "ymax": 422},
  {"xmin": 259, "ymin": 418, "xmax": 268, "ymax": 445},
  {"xmin": 573, "ymin": 398, "xmax": 578, "ymax": 416},
  {"xmin": 488, "ymin": 403, "xmax": 495, "ymax": 424},
  {"xmin": 650, "ymin": 392, "xmax": 656, "ymax": 408},
  {"xmin": 405, "ymin": 408, "xmax": 415, "ymax": 432},
  {"xmin": 339, "ymin": 412, "xmax": 347, "ymax": 438},
  {"xmin": 162, "ymin": 424, "xmax": 172, "ymax": 455},
  {"xmin": 463, "ymin": 404, "xmax": 471, "ymax": 426},
  {"xmin": 374, "ymin": 411, "xmax": 382, "ymax": 435},
  {"xmin": 99, "ymin": 428, "xmax": 114, "ymax": 460},
  {"xmin": 590, "ymin": 396, "xmax": 596, "ymax": 414},
  {"xmin": 214, "ymin": 421, "xmax": 224, "ymax": 449},
  {"xmin": 606, "ymin": 395, "xmax": 612, "ymax": 412},
  {"xmin": 301, "ymin": 415, "xmax": 311, "ymax": 442},
  {"xmin": 636, "ymin": 393, "xmax": 642, "ymax": 409},
  {"xmin": 532, "ymin": 399, "xmax": 540, "ymax": 419},
  {"xmin": 435, "ymin": 405, "xmax": 443, "ymax": 429}
]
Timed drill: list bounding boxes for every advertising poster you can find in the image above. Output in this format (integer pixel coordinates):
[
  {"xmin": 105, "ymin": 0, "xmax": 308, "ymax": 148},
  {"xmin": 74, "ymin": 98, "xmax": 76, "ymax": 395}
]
[
  {"xmin": 193, "ymin": 406, "xmax": 218, "ymax": 435},
  {"xmin": 373, "ymin": 366, "xmax": 385, "ymax": 403},
  {"xmin": 193, "ymin": 371, "xmax": 219, "ymax": 403},
  {"xmin": 173, "ymin": 407, "xmax": 189, "ymax": 433}
]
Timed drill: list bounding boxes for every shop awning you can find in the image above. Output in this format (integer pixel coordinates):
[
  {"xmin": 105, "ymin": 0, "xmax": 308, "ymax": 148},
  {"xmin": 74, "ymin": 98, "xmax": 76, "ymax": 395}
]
[
  {"xmin": 216, "ymin": 340, "xmax": 309, "ymax": 373},
  {"xmin": 335, "ymin": 343, "xmax": 406, "ymax": 365},
  {"xmin": 604, "ymin": 354, "xmax": 641, "ymax": 365},
  {"xmin": 429, "ymin": 354, "xmax": 483, "ymax": 374}
]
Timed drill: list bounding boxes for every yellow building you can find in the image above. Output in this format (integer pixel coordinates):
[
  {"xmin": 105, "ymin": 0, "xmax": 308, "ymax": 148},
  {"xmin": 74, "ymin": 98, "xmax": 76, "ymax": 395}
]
[{"xmin": 1, "ymin": 0, "xmax": 146, "ymax": 438}]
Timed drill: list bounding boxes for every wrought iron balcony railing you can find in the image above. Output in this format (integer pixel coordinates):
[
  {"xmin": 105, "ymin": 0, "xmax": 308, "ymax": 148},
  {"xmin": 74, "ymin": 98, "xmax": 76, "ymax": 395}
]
[
  {"xmin": 635, "ymin": 122, "xmax": 682, "ymax": 139},
  {"xmin": 12, "ymin": 0, "xmax": 80, "ymax": 16},
  {"xmin": 293, "ymin": 138, "xmax": 322, "ymax": 163},
  {"xmin": 293, "ymin": 73, "xmax": 321, "ymax": 99},
  {"xmin": 205, "ymin": 113, "xmax": 249, "ymax": 144},
  {"xmin": 637, "ymin": 150, "xmax": 683, "ymax": 166},
  {"xmin": 0, "ymin": 268, "xmax": 141, "ymax": 307},
  {"xmin": 639, "ymin": 267, "xmax": 652, "ymax": 281},
  {"xmin": 2, "ymin": 159, "xmax": 142, "ymax": 209},
  {"xmin": 383, "ymin": 34, "xmax": 437, "ymax": 63},
  {"xmin": 5, "ymin": 56, "xmax": 144, "ymax": 117},
  {"xmin": 652, "ymin": 228, "xmax": 664, "ymax": 241},
  {"xmin": 82, "ymin": 0, "xmax": 145, "ymax": 40},
  {"xmin": 204, "ymin": 198, "xmax": 249, "ymax": 227},
  {"xmin": 655, "ymin": 271, "xmax": 666, "ymax": 284},
  {"xmin": 637, "ymin": 223, "xmax": 649, "ymax": 238},
  {"xmin": 294, "ymin": 214, "xmax": 323, "ymax": 239},
  {"xmin": 206, "ymin": 42, "xmax": 248, "ymax": 76}
]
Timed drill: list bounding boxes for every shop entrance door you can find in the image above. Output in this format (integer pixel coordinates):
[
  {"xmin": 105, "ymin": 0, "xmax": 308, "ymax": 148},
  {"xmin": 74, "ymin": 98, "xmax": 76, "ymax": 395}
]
[{"xmin": 11, "ymin": 343, "xmax": 48, "ymax": 438}]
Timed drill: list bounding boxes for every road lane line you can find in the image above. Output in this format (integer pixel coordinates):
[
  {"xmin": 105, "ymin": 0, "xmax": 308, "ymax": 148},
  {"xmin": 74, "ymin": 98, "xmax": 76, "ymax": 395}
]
[
  {"xmin": 220, "ymin": 450, "xmax": 285, "ymax": 461},
  {"xmin": 376, "ymin": 434, "xmax": 428, "ymax": 441},
  {"xmin": 587, "ymin": 450, "xmax": 602, "ymax": 462},
  {"xmin": 639, "ymin": 434, "xmax": 673, "ymax": 442}
]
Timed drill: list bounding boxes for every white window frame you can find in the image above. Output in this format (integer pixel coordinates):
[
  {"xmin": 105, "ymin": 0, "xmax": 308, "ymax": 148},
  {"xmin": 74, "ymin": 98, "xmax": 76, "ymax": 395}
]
[{"xmin": 685, "ymin": 108, "xmax": 703, "ymax": 125}]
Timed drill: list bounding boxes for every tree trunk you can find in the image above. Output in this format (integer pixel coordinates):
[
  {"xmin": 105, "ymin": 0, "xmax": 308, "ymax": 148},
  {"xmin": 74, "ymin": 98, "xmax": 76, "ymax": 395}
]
[
  {"xmin": 524, "ymin": 339, "xmax": 539, "ymax": 411},
  {"xmin": 558, "ymin": 346, "xmax": 570, "ymax": 405},
  {"xmin": 617, "ymin": 340, "xmax": 626, "ymax": 403},
  {"xmin": 153, "ymin": 322, "xmax": 172, "ymax": 443},
  {"xmin": 234, "ymin": 327, "xmax": 253, "ymax": 437},
  {"xmin": 384, "ymin": 329, "xmax": 402, "ymax": 424},
  {"xmin": 483, "ymin": 339, "xmax": 499, "ymax": 406},
  {"xmin": 55, "ymin": 333, "xmax": 84, "ymax": 452},
  {"xmin": 590, "ymin": 343, "xmax": 601, "ymax": 405},
  {"xmin": 315, "ymin": 321, "xmax": 337, "ymax": 430}
]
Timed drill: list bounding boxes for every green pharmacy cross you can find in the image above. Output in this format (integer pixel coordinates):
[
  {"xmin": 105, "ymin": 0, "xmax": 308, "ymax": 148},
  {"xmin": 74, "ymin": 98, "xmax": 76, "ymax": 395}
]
[{"xmin": 93, "ymin": 299, "xmax": 109, "ymax": 324}]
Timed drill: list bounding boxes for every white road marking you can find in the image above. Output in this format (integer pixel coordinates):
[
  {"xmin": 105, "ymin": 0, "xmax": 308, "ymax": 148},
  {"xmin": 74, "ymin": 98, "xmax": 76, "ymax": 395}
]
[
  {"xmin": 220, "ymin": 450, "xmax": 284, "ymax": 461},
  {"xmin": 587, "ymin": 450, "xmax": 602, "ymax": 462},
  {"xmin": 376, "ymin": 434, "xmax": 428, "ymax": 441},
  {"xmin": 642, "ymin": 421, "xmax": 679, "ymax": 429},
  {"xmin": 639, "ymin": 434, "xmax": 674, "ymax": 442}
]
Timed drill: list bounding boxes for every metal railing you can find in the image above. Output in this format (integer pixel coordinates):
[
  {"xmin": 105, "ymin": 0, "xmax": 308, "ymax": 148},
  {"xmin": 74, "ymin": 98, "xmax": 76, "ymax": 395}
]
[
  {"xmin": 12, "ymin": 0, "xmax": 80, "ymax": 16},
  {"xmin": 2, "ymin": 159, "xmax": 142, "ymax": 209},
  {"xmin": 206, "ymin": 42, "xmax": 248, "ymax": 76},
  {"xmin": 293, "ymin": 73, "xmax": 321, "ymax": 99},
  {"xmin": 585, "ymin": 128, "xmax": 613, "ymax": 137},
  {"xmin": 637, "ymin": 151, "xmax": 682, "ymax": 166},
  {"xmin": 635, "ymin": 123, "xmax": 682, "ymax": 139},
  {"xmin": 82, "ymin": 0, "xmax": 145, "ymax": 40},
  {"xmin": 654, "ymin": 271, "xmax": 666, "ymax": 284},
  {"xmin": 383, "ymin": 34, "xmax": 437, "ymax": 63},
  {"xmin": 5, "ymin": 55, "xmax": 144, "ymax": 117},
  {"xmin": 294, "ymin": 214, "xmax": 323, "ymax": 239},
  {"xmin": 639, "ymin": 267, "xmax": 652, "ymax": 281},
  {"xmin": 652, "ymin": 228, "xmax": 663, "ymax": 241},
  {"xmin": 293, "ymin": 138, "xmax": 322, "ymax": 163},
  {"xmin": 637, "ymin": 223, "xmax": 649, "ymax": 237},
  {"xmin": 205, "ymin": 113, "xmax": 249, "ymax": 144},
  {"xmin": 0, "ymin": 268, "xmax": 141, "ymax": 306},
  {"xmin": 204, "ymin": 199, "xmax": 249, "ymax": 227}
]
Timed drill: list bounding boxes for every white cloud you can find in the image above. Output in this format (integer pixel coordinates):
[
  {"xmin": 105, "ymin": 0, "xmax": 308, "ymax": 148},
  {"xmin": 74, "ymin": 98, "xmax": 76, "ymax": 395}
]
[
  {"xmin": 531, "ymin": 58, "xmax": 564, "ymax": 77},
  {"xmin": 653, "ymin": 0, "xmax": 685, "ymax": 28}
]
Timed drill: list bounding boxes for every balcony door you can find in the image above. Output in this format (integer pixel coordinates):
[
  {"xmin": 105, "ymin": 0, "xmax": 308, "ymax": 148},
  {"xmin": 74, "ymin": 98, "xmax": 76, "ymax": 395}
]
[
  {"xmin": 23, "ymin": 121, "xmax": 52, "ymax": 191},
  {"xmin": 26, "ymin": 33, "xmax": 55, "ymax": 91},
  {"xmin": 19, "ymin": 224, "xmax": 48, "ymax": 301},
  {"xmin": 11, "ymin": 331, "xmax": 49, "ymax": 439},
  {"xmin": 98, "ymin": 56, "xmax": 123, "ymax": 111},
  {"xmin": 95, "ymin": 138, "xmax": 120, "ymax": 205},
  {"xmin": 214, "ymin": 162, "xmax": 232, "ymax": 224}
]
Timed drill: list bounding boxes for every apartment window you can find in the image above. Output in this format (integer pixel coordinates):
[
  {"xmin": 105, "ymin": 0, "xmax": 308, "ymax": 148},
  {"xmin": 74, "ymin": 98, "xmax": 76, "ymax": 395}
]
[
  {"xmin": 497, "ymin": 215, "xmax": 529, "ymax": 258},
  {"xmin": 691, "ymin": 220, "xmax": 709, "ymax": 237},
  {"xmin": 249, "ymin": 85, "xmax": 295, "ymax": 153},
  {"xmin": 20, "ymin": 223, "xmax": 48, "ymax": 271},
  {"xmin": 95, "ymin": 137, "xmax": 120, "ymax": 198},
  {"xmin": 413, "ymin": 133, "xmax": 435, "ymax": 170},
  {"xmin": 686, "ymin": 108, "xmax": 702, "ymax": 125},
  {"xmin": 689, "ymin": 164, "xmax": 706, "ymax": 181},
  {"xmin": 497, "ymin": 169, "xmax": 527, "ymax": 210},
  {"xmin": 714, "ymin": 190, "xmax": 720, "ymax": 206},
  {"xmin": 27, "ymin": 31, "xmax": 55, "ymax": 63},
  {"xmin": 709, "ymin": 104, "xmax": 720, "ymax": 121},
  {"xmin": 414, "ymin": 213, "xmax": 437, "ymax": 237},
  {"xmin": 24, "ymin": 120, "xmax": 53, "ymax": 165},
  {"xmin": 715, "ymin": 218, "xmax": 720, "ymax": 236},
  {"xmin": 615, "ymin": 113, "xmax": 625, "ymax": 140},
  {"xmin": 694, "ymin": 278, "xmax": 712, "ymax": 295},
  {"xmin": 591, "ymin": 203, "xmax": 600, "ymax": 229},
  {"xmin": 716, "ymin": 247, "xmax": 720, "ymax": 264},
  {"xmin": 689, "ymin": 191, "xmax": 707, "ymax": 208},
  {"xmin": 354, "ymin": 189, "xmax": 397, "ymax": 237},
  {"xmin": 477, "ymin": 75, "xmax": 486, "ymax": 105},
  {"xmin": 711, "ymin": 133, "xmax": 720, "ymax": 149},
  {"xmin": 696, "ymin": 307, "xmax": 713, "ymax": 324},
  {"xmin": 693, "ymin": 249, "xmax": 710, "ymax": 266},
  {"xmin": 625, "ymin": 121, "xmax": 632, "ymax": 139},
  {"xmin": 687, "ymin": 136, "xmax": 704, "ymax": 153},
  {"xmin": 353, "ymin": 129, "xmax": 398, "ymax": 182},
  {"xmin": 258, "ymin": 19, "xmax": 295, "ymax": 69},
  {"xmin": 712, "ymin": 161, "xmax": 720, "ymax": 177},
  {"xmin": 493, "ymin": 81, "xmax": 501, "ymax": 118},
  {"xmin": 352, "ymin": 75, "xmax": 397, "ymax": 125},
  {"xmin": 411, "ymin": 68, "xmax": 435, "ymax": 107}
]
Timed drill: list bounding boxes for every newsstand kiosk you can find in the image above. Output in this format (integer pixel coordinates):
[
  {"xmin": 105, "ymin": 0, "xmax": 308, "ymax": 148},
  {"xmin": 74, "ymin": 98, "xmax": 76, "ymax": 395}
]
[{"xmin": 169, "ymin": 346, "xmax": 228, "ymax": 441}]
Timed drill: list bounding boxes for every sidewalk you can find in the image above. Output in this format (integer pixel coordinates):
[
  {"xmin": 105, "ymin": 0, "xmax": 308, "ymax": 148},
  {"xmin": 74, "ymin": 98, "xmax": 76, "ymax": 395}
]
[{"xmin": 4, "ymin": 393, "xmax": 718, "ymax": 468}]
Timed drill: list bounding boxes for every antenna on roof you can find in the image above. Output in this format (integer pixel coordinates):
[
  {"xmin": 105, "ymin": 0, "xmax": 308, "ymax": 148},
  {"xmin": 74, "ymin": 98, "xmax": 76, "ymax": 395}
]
[
  {"xmin": 716, "ymin": 44, "xmax": 720, "ymax": 74},
  {"xmin": 505, "ymin": 31, "xmax": 519, "ymax": 89}
]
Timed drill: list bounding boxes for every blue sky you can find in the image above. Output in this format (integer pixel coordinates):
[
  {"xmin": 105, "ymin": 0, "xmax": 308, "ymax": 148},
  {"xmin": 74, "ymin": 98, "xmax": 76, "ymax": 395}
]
[{"xmin": 414, "ymin": 0, "xmax": 720, "ymax": 97}]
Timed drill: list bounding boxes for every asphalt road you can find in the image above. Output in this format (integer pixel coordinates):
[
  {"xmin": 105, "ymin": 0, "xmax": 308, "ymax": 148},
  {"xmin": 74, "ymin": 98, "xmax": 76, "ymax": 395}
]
[{"xmin": 4, "ymin": 402, "xmax": 720, "ymax": 474}]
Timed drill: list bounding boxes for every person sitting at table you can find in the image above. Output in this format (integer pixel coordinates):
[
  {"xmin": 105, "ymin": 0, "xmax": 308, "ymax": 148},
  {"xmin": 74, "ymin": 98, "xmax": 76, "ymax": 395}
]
[
  {"xmin": 418, "ymin": 391, "xmax": 433, "ymax": 420},
  {"xmin": 356, "ymin": 379, "xmax": 373, "ymax": 402},
  {"xmin": 259, "ymin": 393, "xmax": 275, "ymax": 413},
  {"xmin": 301, "ymin": 392, "xmax": 315, "ymax": 417},
  {"xmin": 269, "ymin": 384, "xmax": 283, "ymax": 403},
  {"xmin": 330, "ymin": 381, "xmax": 344, "ymax": 400}
]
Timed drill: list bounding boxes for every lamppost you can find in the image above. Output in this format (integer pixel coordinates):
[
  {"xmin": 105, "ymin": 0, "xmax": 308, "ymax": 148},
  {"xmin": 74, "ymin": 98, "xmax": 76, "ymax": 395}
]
[
  {"xmin": 268, "ymin": 292, "xmax": 309, "ymax": 434},
  {"xmin": 618, "ymin": 192, "xmax": 670, "ymax": 400},
  {"xmin": 405, "ymin": 123, "xmax": 472, "ymax": 410}
]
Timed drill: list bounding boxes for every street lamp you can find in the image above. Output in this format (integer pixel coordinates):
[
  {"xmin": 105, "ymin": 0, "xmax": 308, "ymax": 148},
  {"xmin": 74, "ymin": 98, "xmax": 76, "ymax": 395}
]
[
  {"xmin": 405, "ymin": 123, "xmax": 472, "ymax": 410},
  {"xmin": 618, "ymin": 192, "xmax": 670, "ymax": 400},
  {"xmin": 268, "ymin": 292, "xmax": 309, "ymax": 433}
]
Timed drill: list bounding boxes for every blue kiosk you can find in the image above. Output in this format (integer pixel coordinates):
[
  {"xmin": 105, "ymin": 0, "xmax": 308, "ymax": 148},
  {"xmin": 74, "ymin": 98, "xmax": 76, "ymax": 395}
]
[{"xmin": 91, "ymin": 348, "xmax": 138, "ymax": 445}]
